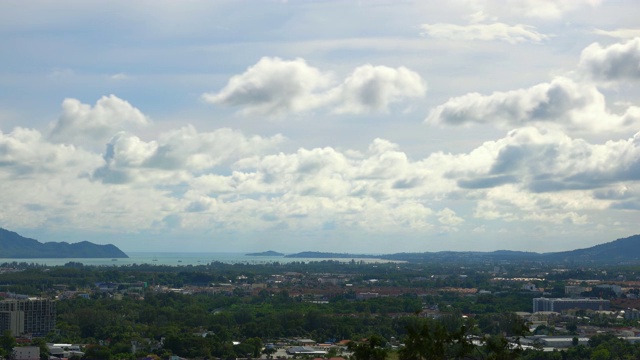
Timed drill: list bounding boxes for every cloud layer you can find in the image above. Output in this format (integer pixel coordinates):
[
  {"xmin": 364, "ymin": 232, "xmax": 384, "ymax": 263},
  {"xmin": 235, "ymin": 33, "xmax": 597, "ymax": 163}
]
[
  {"xmin": 3, "ymin": 90, "xmax": 640, "ymax": 241},
  {"xmin": 420, "ymin": 22, "xmax": 548, "ymax": 44}
]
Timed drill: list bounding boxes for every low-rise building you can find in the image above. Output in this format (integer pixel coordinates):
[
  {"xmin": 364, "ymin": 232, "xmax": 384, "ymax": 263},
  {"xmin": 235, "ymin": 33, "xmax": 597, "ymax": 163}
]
[
  {"xmin": 286, "ymin": 346, "xmax": 327, "ymax": 356},
  {"xmin": 356, "ymin": 292, "xmax": 379, "ymax": 300},
  {"xmin": 595, "ymin": 284, "xmax": 623, "ymax": 297},
  {"xmin": 12, "ymin": 346, "xmax": 39, "ymax": 360},
  {"xmin": 565, "ymin": 286, "xmax": 588, "ymax": 297},
  {"xmin": 520, "ymin": 336, "xmax": 589, "ymax": 349},
  {"xmin": 533, "ymin": 298, "xmax": 609, "ymax": 313},
  {"xmin": 522, "ymin": 283, "xmax": 537, "ymax": 291},
  {"xmin": 624, "ymin": 308, "xmax": 640, "ymax": 320},
  {"xmin": 47, "ymin": 343, "xmax": 83, "ymax": 359}
]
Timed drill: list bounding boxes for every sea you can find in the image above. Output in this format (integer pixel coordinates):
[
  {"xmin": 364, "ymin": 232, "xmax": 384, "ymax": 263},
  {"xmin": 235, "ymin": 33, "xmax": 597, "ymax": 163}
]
[{"xmin": 0, "ymin": 252, "xmax": 395, "ymax": 267}]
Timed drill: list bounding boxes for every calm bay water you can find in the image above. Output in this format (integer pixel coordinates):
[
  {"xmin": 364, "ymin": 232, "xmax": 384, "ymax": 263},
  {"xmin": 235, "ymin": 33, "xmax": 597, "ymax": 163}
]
[{"xmin": 0, "ymin": 252, "xmax": 393, "ymax": 267}]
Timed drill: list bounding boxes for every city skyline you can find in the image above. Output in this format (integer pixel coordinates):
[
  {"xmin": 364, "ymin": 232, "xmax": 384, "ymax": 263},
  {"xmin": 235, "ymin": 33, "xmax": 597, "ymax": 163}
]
[{"xmin": 1, "ymin": 1, "xmax": 639, "ymax": 253}]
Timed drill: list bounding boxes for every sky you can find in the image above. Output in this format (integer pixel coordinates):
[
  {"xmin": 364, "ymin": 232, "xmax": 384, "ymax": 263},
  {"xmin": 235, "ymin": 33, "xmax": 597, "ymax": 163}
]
[{"xmin": 1, "ymin": 0, "xmax": 640, "ymax": 254}]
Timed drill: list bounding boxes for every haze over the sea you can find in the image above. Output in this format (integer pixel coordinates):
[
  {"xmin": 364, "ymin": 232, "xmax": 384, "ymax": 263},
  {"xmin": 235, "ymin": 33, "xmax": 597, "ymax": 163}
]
[{"xmin": 0, "ymin": 252, "xmax": 395, "ymax": 267}]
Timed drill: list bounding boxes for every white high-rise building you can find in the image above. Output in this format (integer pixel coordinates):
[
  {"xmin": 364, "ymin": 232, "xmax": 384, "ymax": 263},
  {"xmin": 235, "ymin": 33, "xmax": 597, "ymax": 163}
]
[{"xmin": 0, "ymin": 299, "xmax": 56, "ymax": 335}]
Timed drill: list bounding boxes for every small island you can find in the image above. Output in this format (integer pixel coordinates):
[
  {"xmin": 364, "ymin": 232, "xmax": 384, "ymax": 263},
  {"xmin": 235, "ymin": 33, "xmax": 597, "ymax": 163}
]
[{"xmin": 245, "ymin": 250, "xmax": 284, "ymax": 256}]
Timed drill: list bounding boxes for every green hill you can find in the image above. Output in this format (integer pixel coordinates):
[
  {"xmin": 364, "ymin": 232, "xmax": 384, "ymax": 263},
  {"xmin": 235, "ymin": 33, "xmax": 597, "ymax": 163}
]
[
  {"xmin": 544, "ymin": 234, "xmax": 640, "ymax": 263},
  {"xmin": 285, "ymin": 234, "xmax": 640, "ymax": 265},
  {"xmin": 0, "ymin": 228, "xmax": 128, "ymax": 258}
]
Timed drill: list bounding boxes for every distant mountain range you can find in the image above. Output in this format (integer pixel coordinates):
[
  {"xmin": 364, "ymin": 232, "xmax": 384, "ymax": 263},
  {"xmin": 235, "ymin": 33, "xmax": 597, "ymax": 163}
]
[
  {"xmin": 3, "ymin": 226, "xmax": 638, "ymax": 264},
  {"xmin": 281, "ymin": 234, "xmax": 640, "ymax": 264},
  {"xmin": 542, "ymin": 234, "xmax": 640, "ymax": 263},
  {"xmin": 0, "ymin": 228, "xmax": 128, "ymax": 258}
]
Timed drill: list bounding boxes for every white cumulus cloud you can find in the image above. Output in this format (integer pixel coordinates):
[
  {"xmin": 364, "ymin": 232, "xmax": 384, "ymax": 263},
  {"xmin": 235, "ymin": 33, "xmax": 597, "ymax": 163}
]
[
  {"xmin": 437, "ymin": 208, "xmax": 465, "ymax": 225},
  {"xmin": 454, "ymin": 126, "xmax": 640, "ymax": 194},
  {"xmin": 578, "ymin": 37, "xmax": 640, "ymax": 82},
  {"xmin": 330, "ymin": 65, "xmax": 426, "ymax": 114},
  {"xmin": 48, "ymin": 95, "xmax": 151, "ymax": 148},
  {"xmin": 202, "ymin": 57, "xmax": 332, "ymax": 116},
  {"xmin": 93, "ymin": 126, "xmax": 284, "ymax": 184},
  {"xmin": 0, "ymin": 127, "xmax": 100, "ymax": 178},
  {"xmin": 426, "ymin": 77, "xmax": 640, "ymax": 134},
  {"xmin": 203, "ymin": 57, "xmax": 426, "ymax": 116}
]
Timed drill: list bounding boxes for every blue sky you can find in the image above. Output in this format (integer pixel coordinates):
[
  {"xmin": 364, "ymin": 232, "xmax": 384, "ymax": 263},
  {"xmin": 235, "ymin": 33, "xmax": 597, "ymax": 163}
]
[{"xmin": 1, "ymin": 0, "xmax": 640, "ymax": 253}]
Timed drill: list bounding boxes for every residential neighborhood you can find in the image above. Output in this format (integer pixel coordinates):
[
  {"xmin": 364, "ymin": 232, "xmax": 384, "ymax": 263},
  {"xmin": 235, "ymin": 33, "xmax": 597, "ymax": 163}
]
[{"xmin": 4, "ymin": 258, "xmax": 640, "ymax": 359}]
